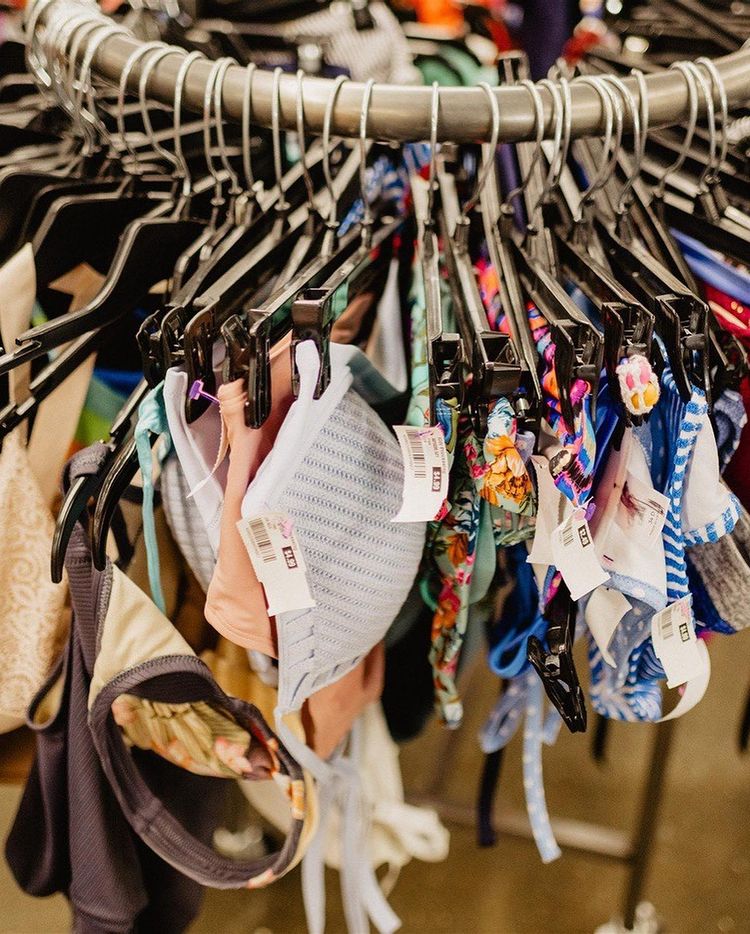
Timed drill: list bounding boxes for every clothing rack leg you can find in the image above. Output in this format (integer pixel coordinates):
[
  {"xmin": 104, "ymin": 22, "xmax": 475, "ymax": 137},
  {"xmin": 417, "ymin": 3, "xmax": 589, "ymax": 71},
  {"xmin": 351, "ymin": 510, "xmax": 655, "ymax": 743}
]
[{"xmin": 622, "ymin": 719, "xmax": 677, "ymax": 930}]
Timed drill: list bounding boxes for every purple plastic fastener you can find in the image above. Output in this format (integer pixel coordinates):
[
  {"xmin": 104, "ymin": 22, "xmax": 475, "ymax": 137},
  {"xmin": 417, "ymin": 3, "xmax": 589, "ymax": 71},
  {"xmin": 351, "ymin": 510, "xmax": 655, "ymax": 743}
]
[{"xmin": 189, "ymin": 379, "xmax": 220, "ymax": 405}]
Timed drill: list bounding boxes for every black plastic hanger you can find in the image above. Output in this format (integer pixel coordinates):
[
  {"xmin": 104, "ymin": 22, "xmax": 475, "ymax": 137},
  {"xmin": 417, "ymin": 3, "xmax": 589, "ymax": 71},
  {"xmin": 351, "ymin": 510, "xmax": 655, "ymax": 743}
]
[
  {"xmin": 527, "ymin": 579, "xmax": 587, "ymax": 733},
  {"xmin": 437, "ymin": 146, "xmax": 523, "ymax": 437},
  {"xmin": 410, "ymin": 144, "xmax": 463, "ymax": 427},
  {"xmin": 51, "ymin": 379, "xmax": 148, "ymax": 581},
  {"xmin": 182, "ymin": 75, "xmax": 366, "ymax": 422}
]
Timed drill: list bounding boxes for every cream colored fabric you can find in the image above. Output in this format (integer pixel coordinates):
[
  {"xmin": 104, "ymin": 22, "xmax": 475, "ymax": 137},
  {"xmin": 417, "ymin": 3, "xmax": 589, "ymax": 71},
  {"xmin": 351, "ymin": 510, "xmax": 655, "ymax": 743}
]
[
  {"xmin": 0, "ymin": 246, "xmax": 68, "ymax": 731},
  {"xmin": 89, "ymin": 567, "xmax": 196, "ymax": 707},
  {"xmin": 27, "ymin": 263, "xmax": 100, "ymax": 505},
  {"xmin": 0, "ymin": 432, "xmax": 69, "ymax": 731}
]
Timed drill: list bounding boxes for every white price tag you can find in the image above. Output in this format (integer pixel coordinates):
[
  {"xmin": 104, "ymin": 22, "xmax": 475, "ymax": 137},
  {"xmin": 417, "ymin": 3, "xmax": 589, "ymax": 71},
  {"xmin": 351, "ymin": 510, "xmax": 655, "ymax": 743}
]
[
  {"xmin": 551, "ymin": 509, "xmax": 610, "ymax": 601},
  {"xmin": 392, "ymin": 425, "xmax": 449, "ymax": 522},
  {"xmin": 237, "ymin": 513, "xmax": 316, "ymax": 616},
  {"xmin": 617, "ymin": 472, "xmax": 669, "ymax": 545},
  {"xmin": 527, "ymin": 454, "xmax": 566, "ymax": 567},
  {"xmin": 650, "ymin": 596, "xmax": 706, "ymax": 689},
  {"xmin": 585, "ymin": 587, "xmax": 631, "ymax": 667}
]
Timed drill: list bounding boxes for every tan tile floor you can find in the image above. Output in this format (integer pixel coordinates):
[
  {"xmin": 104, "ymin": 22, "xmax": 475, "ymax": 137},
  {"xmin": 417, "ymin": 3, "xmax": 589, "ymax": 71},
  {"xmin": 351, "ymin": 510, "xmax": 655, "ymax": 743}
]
[{"xmin": 1, "ymin": 634, "xmax": 749, "ymax": 934}]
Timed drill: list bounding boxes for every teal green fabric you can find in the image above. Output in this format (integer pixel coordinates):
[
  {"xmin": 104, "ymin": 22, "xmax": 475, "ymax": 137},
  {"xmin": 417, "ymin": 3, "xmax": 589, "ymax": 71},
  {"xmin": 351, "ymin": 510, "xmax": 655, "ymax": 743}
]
[{"xmin": 134, "ymin": 383, "xmax": 171, "ymax": 614}]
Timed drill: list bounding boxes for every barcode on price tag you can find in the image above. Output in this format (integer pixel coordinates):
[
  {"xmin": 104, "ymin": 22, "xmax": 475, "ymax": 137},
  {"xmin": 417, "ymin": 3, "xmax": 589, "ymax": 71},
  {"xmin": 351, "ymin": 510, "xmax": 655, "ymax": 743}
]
[
  {"xmin": 247, "ymin": 517, "xmax": 276, "ymax": 564},
  {"xmin": 651, "ymin": 596, "xmax": 705, "ymax": 688},
  {"xmin": 237, "ymin": 512, "xmax": 316, "ymax": 615},
  {"xmin": 550, "ymin": 509, "xmax": 610, "ymax": 601},
  {"xmin": 393, "ymin": 425, "xmax": 449, "ymax": 522},
  {"xmin": 405, "ymin": 430, "xmax": 427, "ymax": 479}
]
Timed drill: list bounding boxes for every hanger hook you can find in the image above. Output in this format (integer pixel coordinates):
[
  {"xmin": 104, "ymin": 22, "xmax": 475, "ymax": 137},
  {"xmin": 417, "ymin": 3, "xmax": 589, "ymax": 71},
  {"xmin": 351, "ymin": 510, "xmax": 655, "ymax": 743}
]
[
  {"xmin": 502, "ymin": 78, "xmax": 544, "ymax": 214},
  {"xmin": 553, "ymin": 76, "xmax": 573, "ymax": 194},
  {"xmin": 271, "ymin": 66, "xmax": 290, "ymax": 213},
  {"xmin": 116, "ymin": 40, "xmax": 168, "ymax": 176},
  {"xmin": 683, "ymin": 60, "xmax": 717, "ymax": 192},
  {"xmin": 426, "ymin": 81, "xmax": 440, "ymax": 225},
  {"xmin": 359, "ymin": 78, "xmax": 375, "ymax": 240},
  {"xmin": 202, "ymin": 55, "xmax": 227, "ymax": 196},
  {"xmin": 296, "ymin": 69, "xmax": 315, "ymax": 209},
  {"xmin": 50, "ymin": 12, "xmax": 96, "ymax": 137},
  {"xmin": 530, "ymin": 77, "xmax": 565, "ymax": 221},
  {"xmin": 462, "ymin": 82, "xmax": 499, "ymax": 219},
  {"xmin": 36, "ymin": 1, "xmax": 81, "ymax": 105},
  {"xmin": 622, "ymin": 68, "xmax": 649, "ymax": 212},
  {"xmin": 696, "ymin": 56, "xmax": 728, "ymax": 185},
  {"xmin": 322, "ymin": 74, "xmax": 348, "ymax": 231},
  {"xmin": 655, "ymin": 61, "xmax": 699, "ymax": 198},
  {"xmin": 78, "ymin": 23, "xmax": 130, "ymax": 157},
  {"xmin": 242, "ymin": 63, "xmax": 258, "ymax": 199},
  {"xmin": 24, "ymin": 0, "xmax": 59, "ymax": 97},
  {"xmin": 139, "ymin": 46, "xmax": 185, "ymax": 176},
  {"xmin": 213, "ymin": 57, "xmax": 242, "ymax": 198},
  {"xmin": 572, "ymin": 75, "xmax": 615, "ymax": 222},
  {"xmin": 601, "ymin": 73, "xmax": 639, "ymax": 214},
  {"xmin": 173, "ymin": 51, "xmax": 204, "ymax": 199}
]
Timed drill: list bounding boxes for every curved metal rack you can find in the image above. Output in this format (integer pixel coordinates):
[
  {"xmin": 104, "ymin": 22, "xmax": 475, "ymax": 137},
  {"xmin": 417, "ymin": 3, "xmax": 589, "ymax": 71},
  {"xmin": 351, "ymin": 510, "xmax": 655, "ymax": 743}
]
[{"xmin": 26, "ymin": 0, "xmax": 750, "ymax": 144}]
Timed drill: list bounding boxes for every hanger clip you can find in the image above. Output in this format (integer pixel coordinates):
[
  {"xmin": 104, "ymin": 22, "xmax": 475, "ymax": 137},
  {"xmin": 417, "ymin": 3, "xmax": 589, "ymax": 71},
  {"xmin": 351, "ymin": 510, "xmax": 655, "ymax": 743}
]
[{"xmin": 291, "ymin": 287, "xmax": 333, "ymax": 399}]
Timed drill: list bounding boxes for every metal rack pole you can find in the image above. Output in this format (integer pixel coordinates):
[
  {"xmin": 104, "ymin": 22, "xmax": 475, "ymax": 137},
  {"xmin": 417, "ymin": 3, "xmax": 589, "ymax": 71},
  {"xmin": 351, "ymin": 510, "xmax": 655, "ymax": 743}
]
[{"xmin": 27, "ymin": 0, "xmax": 750, "ymax": 144}]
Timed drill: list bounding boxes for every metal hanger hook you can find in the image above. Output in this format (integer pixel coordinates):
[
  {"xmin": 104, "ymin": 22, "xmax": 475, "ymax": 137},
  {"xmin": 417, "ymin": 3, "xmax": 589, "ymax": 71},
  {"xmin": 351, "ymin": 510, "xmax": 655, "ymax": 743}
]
[
  {"xmin": 502, "ymin": 78, "xmax": 544, "ymax": 213},
  {"xmin": 139, "ymin": 46, "xmax": 185, "ymax": 176},
  {"xmin": 655, "ymin": 60, "xmax": 699, "ymax": 198},
  {"xmin": 49, "ymin": 11, "xmax": 94, "ymax": 119},
  {"xmin": 116, "ymin": 40, "xmax": 169, "ymax": 175},
  {"xmin": 462, "ymin": 82, "xmax": 499, "ymax": 219},
  {"xmin": 682, "ymin": 61, "xmax": 716, "ymax": 193},
  {"xmin": 696, "ymin": 56, "xmax": 728, "ymax": 184},
  {"xmin": 600, "ymin": 73, "xmax": 640, "ymax": 214},
  {"xmin": 78, "ymin": 22, "xmax": 130, "ymax": 155},
  {"xmin": 203, "ymin": 55, "xmax": 227, "ymax": 194},
  {"xmin": 572, "ymin": 75, "xmax": 615, "ymax": 221},
  {"xmin": 426, "ymin": 80, "xmax": 440, "ymax": 226},
  {"xmin": 174, "ymin": 50, "xmax": 205, "ymax": 199},
  {"xmin": 271, "ymin": 66, "xmax": 290, "ymax": 212},
  {"xmin": 24, "ymin": 0, "xmax": 59, "ymax": 95},
  {"xmin": 212, "ymin": 57, "xmax": 242, "ymax": 198},
  {"xmin": 530, "ymin": 77, "xmax": 564, "ymax": 219},
  {"xmin": 322, "ymin": 74, "xmax": 347, "ymax": 230},
  {"xmin": 242, "ymin": 63, "xmax": 258, "ymax": 197},
  {"xmin": 295, "ymin": 69, "xmax": 315, "ymax": 209},
  {"xmin": 359, "ymin": 78, "xmax": 375, "ymax": 239}
]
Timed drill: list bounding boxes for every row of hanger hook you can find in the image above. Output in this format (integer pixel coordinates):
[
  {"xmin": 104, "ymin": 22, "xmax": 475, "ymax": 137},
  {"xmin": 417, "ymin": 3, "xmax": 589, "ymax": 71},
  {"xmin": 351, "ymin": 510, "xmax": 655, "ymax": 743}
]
[{"xmin": 22, "ymin": 0, "xmax": 736, "ymax": 244}]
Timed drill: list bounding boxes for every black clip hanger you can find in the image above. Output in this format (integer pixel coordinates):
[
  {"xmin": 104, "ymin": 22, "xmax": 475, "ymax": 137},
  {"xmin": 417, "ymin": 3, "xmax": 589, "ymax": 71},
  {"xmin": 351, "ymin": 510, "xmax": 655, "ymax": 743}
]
[
  {"xmin": 141, "ymin": 133, "xmax": 345, "ymax": 389},
  {"xmin": 480, "ymin": 61, "xmax": 545, "ymax": 430},
  {"xmin": 553, "ymin": 72, "xmax": 656, "ymax": 423},
  {"xmin": 527, "ymin": 579, "xmax": 587, "ymax": 733},
  {"xmin": 51, "ymin": 379, "xmax": 148, "ymax": 582},
  {"xmin": 222, "ymin": 186, "xmax": 390, "ymax": 428},
  {"xmin": 571, "ymin": 66, "xmax": 709, "ymax": 403},
  {"xmin": 411, "ymin": 153, "xmax": 463, "ymax": 426},
  {"xmin": 507, "ymin": 72, "xmax": 603, "ymax": 431},
  {"xmin": 166, "ymin": 71, "xmax": 350, "ymax": 418},
  {"xmin": 284, "ymin": 78, "xmax": 407, "ymax": 400},
  {"xmin": 595, "ymin": 218, "xmax": 708, "ymax": 403},
  {"xmin": 182, "ymin": 84, "xmax": 367, "ymax": 423},
  {"xmin": 289, "ymin": 210, "xmax": 402, "ymax": 403},
  {"xmin": 437, "ymin": 152, "xmax": 522, "ymax": 437}
]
